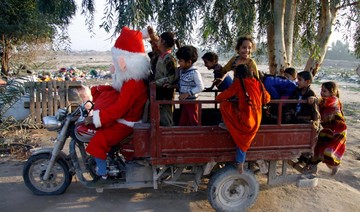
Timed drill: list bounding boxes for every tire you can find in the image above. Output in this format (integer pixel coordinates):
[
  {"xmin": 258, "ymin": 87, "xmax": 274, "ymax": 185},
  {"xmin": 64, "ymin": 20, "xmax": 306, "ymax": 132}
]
[
  {"xmin": 207, "ymin": 165, "xmax": 259, "ymax": 212},
  {"xmin": 23, "ymin": 153, "xmax": 72, "ymax": 195}
]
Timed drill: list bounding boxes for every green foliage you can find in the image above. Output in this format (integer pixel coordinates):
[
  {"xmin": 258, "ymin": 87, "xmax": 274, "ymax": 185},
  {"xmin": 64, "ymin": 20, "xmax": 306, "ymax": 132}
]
[
  {"xmin": 201, "ymin": 0, "xmax": 256, "ymax": 51},
  {"xmin": 0, "ymin": 78, "xmax": 28, "ymax": 119},
  {"xmin": 0, "ymin": 0, "xmax": 50, "ymax": 42},
  {"xmin": 80, "ymin": 0, "xmax": 359, "ymax": 60},
  {"xmin": 257, "ymin": 0, "xmax": 272, "ymax": 38},
  {"xmin": 0, "ymin": 0, "xmax": 76, "ymax": 43},
  {"xmin": 353, "ymin": 2, "xmax": 360, "ymax": 58},
  {"xmin": 92, "ymin": 0, "xmax": 256, "ymax": 49},
  {"xmin": 0, "ymin": 0, "xmax": 77, "ymax": 75},
  {"xmin": 294, "ymin": 1, "xmax": 319, "ymax": 54}
]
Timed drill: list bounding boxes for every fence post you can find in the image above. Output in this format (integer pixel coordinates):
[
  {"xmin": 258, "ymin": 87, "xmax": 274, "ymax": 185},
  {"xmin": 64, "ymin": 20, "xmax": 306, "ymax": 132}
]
[
  {"xmin": 25, "ymin": 80, "xmax": 83, "ymax": 124},
  {"xmin": 35, "ymin": 82, "xmax": 41, "ymax": 124}
]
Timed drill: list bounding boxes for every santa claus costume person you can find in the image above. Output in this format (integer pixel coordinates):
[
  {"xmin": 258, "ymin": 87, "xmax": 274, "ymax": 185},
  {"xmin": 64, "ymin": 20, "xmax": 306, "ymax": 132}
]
[{"xmin": 83, "ymin": 27, "xmax": 150, "ymax": 186}]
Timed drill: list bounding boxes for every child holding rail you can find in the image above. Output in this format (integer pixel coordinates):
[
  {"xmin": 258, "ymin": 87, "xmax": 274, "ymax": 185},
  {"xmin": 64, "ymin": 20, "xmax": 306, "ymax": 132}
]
[
  {"xmin": 306, "ymin": 81, "xmax": 347, "ymax": 175},
  {"xmin": 147, "ymin": 27, "xmax": 179, "ymax": 126},
  {"xmin": 176, "ymin": 45, "xmax": 204, "ymax": 126},
  {"xmin": 216, "ymin": 64, "xmax": 270, "ymax": 174},
  {"xmin": 285, "ymin": 71, "xmax": 318, "ymax": 124},
  {"xmin": 202, "ymin": 52, "xmax": 233, "ymax": 91}
]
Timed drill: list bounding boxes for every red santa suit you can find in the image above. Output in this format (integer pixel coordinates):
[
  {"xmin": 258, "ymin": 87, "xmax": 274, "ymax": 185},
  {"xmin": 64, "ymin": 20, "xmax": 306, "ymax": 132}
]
[{"xmin": 86, "ymin": 27, "xmax": 150, "ymax": 160}]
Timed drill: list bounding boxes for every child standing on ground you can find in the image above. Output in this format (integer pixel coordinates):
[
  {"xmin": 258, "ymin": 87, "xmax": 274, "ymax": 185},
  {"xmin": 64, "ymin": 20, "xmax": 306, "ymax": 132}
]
[
  {"xmin": 202, "ymin": 52, "xmax": 233, "ymax": 91},
  {"xmin": 306, "ymin": 81, "xmax": 347, "ymax": 175},
  {"xmin": 176, "ymin": 45, "xmax": 204, "ymax": 126},
  {"xmin": 220, "ymin": 36, "xmax": 259, "ymax": 79},
  {"xmin": 216, "ymin": 64, "xmax": 270, "ymax": 174}
]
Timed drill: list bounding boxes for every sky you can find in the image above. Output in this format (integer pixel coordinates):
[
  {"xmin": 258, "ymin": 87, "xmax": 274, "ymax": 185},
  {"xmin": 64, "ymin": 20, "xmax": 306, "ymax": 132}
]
[
  {"xmin": 68, "ymin": 1, "xmax": 343, "ymax": 52},
  {"xmin": 68, "ymin": 1, "xmax": 113, "ymax": 51}
]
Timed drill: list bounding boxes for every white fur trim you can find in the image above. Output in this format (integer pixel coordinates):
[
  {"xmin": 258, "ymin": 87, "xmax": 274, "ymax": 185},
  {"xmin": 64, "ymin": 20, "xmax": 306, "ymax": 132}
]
[
  {"xmin": 111, "ymin": 47, "xmax": 150, "ymax": 91},
  {"xmin": 141, "ymin": 28, "xmax": 150, "ymax": 39},
  {"xmin": 117, "ymin": 119, "xmax": 142, "ymax": 128},
  {"xmin": 92, "ymin": 110, "xmax": 101, "ymax": 128}
]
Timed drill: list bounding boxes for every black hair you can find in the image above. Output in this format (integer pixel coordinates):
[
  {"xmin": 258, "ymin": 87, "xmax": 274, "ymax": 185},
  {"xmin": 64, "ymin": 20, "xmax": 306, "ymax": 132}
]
[
  {"xmin": 297, "ymin": 71, "xmax": 313, "ymax": 82},
  {"xmin": 176, "ymin": 45, "xmax": 198, "ymax": 63},
  {"xmin": 284, "ymin": 67, "xmax": 297, "ymax": 79},
  {"xmin": 160, "ymin": 32, "xmax": 175, "ymax": 49},
  {"xmin": 234, "ymin": 64, "xmax": 253, "ymax": 79},
  {"xmin": 235, "ymin": 36, "xmax": 256, "ymax": 51},
  {"xmin": 201, "ymin": 52, "xmax": 219, "ymax": 63},
  {"xmin": 322, "ymin": 81, "xmax": 340, "ymax": 98}
]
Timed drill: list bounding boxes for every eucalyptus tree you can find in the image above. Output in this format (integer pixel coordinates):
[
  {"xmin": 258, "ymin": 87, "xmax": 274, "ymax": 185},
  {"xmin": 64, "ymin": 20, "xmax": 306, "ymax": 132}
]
[
  {"xmin": 0, "ymin": 0, "xmax": 76, "ymax": 76},
  {"xmin": 82, "ymin": 0, "xmax": 358, "ymax": 76}
]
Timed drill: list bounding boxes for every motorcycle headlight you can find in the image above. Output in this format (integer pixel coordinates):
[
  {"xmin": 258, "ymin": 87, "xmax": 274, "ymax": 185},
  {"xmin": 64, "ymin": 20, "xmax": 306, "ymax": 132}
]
[{"xmin": 43, "ymin": 116, "xmax": 62, "ymax": 131}]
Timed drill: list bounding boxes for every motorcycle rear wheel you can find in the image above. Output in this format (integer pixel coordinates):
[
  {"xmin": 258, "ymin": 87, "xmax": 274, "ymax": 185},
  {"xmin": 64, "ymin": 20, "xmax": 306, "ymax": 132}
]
[{"xmin": 23, "ymin": 153, "xmax": 72, "ymax": 195}]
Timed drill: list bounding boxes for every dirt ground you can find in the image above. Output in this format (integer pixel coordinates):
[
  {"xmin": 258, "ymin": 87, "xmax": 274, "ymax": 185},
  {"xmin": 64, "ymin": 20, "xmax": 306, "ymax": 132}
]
[{"xmin": 0, "ymin": 54, "xmax": 359, "ymax": 211}]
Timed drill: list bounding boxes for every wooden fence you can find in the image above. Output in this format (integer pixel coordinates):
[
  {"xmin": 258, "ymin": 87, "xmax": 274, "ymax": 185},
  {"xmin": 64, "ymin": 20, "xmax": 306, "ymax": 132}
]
[{"xmin": 24, "ymin": 81, "xmax": 83, "ymax": 124}]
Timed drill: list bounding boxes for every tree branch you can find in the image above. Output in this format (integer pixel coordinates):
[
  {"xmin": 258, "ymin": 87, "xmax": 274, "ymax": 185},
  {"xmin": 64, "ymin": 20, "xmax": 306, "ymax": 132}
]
[{"xmin": 336, "ymin": 1, "xmax": 359, "ymax": 10}]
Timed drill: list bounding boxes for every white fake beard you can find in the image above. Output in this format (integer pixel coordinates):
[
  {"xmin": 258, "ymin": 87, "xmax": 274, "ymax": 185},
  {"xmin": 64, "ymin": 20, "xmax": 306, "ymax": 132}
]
[{"xmin": 111, "ymin": 48, "xmax": 151, "ymax": 91}]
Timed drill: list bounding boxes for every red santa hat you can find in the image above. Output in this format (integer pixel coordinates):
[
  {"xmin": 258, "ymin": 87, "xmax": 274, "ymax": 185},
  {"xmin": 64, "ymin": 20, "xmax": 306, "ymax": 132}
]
[
  {"xmin": 111, "ymin": 26, "xmax": 150, "ymax": 91},
  {"xmin": 113, "ymin": 26, "xmax": 146, "ymax": 53}
]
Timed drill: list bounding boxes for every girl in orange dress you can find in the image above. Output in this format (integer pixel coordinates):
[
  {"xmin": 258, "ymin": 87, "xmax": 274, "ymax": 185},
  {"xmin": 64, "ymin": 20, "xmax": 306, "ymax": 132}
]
[{"xmin": 216, "ymin": 64, "xmax": 270, "ymax": 173}]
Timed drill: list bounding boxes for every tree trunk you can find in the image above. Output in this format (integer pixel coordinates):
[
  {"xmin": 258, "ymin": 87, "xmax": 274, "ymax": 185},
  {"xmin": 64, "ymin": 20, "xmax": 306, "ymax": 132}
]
[
  {"xmin": 272, "ymin": 0, "xmax": 287, "ymax": 75},
  {"xmin": 1, "ymin": 35, "xmax": 10, "ymax": 76},
  {"xmin": 284, "ymin": 0, "xmax": 296, "ymax": 66},
  {"xmin": 304, "ymin": 0, "xmax": 339, "ymax": 76},
  {"xmin": 267, "ymin": 20, "xmax": 276, "ymax": 75}
]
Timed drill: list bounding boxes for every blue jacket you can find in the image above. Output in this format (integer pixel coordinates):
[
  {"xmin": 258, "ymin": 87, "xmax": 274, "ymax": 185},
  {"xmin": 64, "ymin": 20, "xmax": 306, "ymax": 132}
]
[
  {"xmin": 213, "ymin": 64, "xmax": 233, "ymax": 91},
  {"xmin": 263, "ymin": 75, "xmax": 297, "ymax": 99}
]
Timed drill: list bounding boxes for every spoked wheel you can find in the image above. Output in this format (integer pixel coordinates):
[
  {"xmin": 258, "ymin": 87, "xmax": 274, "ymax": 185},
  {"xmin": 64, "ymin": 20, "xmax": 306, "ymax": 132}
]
[
  {"xmin": 207, "ymin": 165, "xmax": 259, "ymax": 212},
  {"xmin": 23, "ymin": 153, "xmax": 72, "ymax": 195}
]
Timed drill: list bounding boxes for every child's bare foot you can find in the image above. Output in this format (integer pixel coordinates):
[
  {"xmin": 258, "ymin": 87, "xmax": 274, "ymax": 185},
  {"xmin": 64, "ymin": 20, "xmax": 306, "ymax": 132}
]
[
  {"xmin": 236, "ymin": 163, "xmax": 244, "ymax": 174},
  {"xmin": 327, "ymin": 164, "xmax": 340, "ymax": 176}
]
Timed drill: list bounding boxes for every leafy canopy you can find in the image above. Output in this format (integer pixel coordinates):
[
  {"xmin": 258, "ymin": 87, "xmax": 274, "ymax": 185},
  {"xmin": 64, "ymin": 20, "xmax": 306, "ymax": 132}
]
[
  {"xmin": 80, "ymin": 0, "xmax": 359, "ymax": 57},
  {"xmin": 0, "ymin": 0, "xmax": 76, "ymax": 48}
]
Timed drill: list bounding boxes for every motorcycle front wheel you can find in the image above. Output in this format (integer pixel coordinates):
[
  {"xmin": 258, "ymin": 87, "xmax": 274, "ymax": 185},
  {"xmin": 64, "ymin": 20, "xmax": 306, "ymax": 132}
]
[{"xmin": 23, "ymin": 153, "xmax": 72, "ymax": 195}]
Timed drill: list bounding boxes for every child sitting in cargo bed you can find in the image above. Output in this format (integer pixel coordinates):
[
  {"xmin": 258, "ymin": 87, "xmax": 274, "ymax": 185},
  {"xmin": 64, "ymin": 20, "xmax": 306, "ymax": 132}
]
[
  {"xmin": 285, "ymin": 71, "xmax": 319, "ymax": 124},
  {"xmin": 261, "ymin": 67, "xmax": 297, "ymax": 124},
  {"xmin": 262, "ymin": 67, "xmax": 297, "ymax": 100}
]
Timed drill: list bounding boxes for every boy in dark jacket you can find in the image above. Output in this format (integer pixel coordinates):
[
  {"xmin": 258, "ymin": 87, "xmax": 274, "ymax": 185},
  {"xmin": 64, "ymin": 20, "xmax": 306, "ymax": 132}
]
[{"xmin": 286, "ymin": 71, "xmax": 318, "ymax": 123}]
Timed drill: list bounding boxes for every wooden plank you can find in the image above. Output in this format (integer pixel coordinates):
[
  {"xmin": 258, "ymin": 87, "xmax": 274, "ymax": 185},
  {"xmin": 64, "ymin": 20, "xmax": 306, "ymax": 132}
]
[
  {"xmin": 28, "ymin": 83, "xmax": 35, "ymax": 119},
  {"xmin": 47, "ymin": 81, "xmax": 53, "ymax": 116},
  {"xmin": 41, "ymin": 82, "xmax": 47, "ymax": 117},
  {"xmin": 58, "ymin": 81, "xmax": 65, "ymax": 108},
  {"xmin": 65, "ymin": 81, "xmax": 70, "ymax": 108},
  {"xmin": 24, "ymin": 81, "xmax": 84, "ymax": 123},
  {"xmin": 35, "ymin": 82, "xmax": 41, "ymax": 124},
  {"xmin": 52, "ymin": 81, "xmax": 58, "ymax": 114}
]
